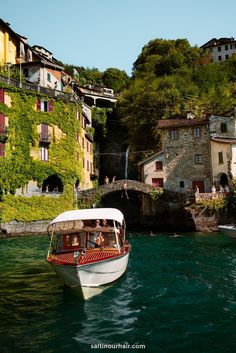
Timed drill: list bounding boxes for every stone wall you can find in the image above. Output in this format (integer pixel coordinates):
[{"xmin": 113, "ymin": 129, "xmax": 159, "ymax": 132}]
[
  {"xmin": 0, "ymin": 220, "xmax": 49, "ymax": 237},
  {"xmin": 162, "ymin": 123, "xmax": 211, "ymax": 193}
]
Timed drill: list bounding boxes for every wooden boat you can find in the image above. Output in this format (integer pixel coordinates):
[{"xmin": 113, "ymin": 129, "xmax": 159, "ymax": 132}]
[
  {"xmin": 218, "ymin": 224, "xmax": 236, "ymax": 239},
  {"xmin": 46, "ymin": 208, "xmax": 131, "ymax": 299}
]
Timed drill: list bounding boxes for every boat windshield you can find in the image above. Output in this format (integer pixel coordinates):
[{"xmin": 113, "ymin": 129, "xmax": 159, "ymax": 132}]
[{"xmin": 50, "ymin": 225, "xmax": 124, "ymax": 254}]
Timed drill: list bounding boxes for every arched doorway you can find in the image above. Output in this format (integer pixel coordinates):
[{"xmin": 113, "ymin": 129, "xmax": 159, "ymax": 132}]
[
  {"xmin": 219, "ymin": 173, "xmax": 228, "ymax": 188},
  {"xmin": 42, "ymin": 174, "xmax": 63, "ymax": 193}
]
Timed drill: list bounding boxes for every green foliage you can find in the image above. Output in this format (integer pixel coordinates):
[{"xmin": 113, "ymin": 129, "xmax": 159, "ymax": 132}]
[
  {"xmin": 133, "ymin": 38, "xmax": 200, "ymax": 76},
  {"xmin": 77, "ymin": 67, "xmax": 104, "ymax": 86},
  {"xmin": 0, "ymin": 63, "xmax": 25, "ymax": 82},
  {"xmin": 150, "ymin": 188, "xmax": 163, "ymax": 200},
  {"xmin": 102, "ymin": 68, "xmax": 129, "ymax": 92},
  {"xmin": 77, "ymin": 191, "xmax": 102, "ymax": 209},
  {"xmin": 0, "ymin": 191, "xmax": 74, "ymax": 222},
  {"xmin": 118, "ymin": 38, "xmax": 236, "ymax": 159},
  {"xmin": 195, "ymin": 197, "xmax": 227, "ymax": 214},
  {"xmin": 92, "ymin": 107, "xmax": 109, "ymax": 139},
  {"xmin": 0, "ymin": 87, "xmax": 83, "ymax": 221}
]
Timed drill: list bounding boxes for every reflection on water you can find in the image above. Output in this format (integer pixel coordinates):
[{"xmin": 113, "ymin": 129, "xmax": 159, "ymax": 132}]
[{"xmin": 1, "ymin": 233, "xmax": 236, "ymax": 353}]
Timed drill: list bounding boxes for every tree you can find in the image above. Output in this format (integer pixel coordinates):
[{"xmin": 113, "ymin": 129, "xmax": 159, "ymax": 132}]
[
  {"xmin": 102, "ymin": 68, "xmax": 129, "ymax": 92},
  {"xmin": 118, "ymin": 38, "xmax": 236, "ymax": 165}
]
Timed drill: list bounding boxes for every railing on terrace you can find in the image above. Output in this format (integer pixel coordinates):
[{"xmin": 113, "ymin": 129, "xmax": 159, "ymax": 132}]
[
  {"xmin": 195, "ymin": 192, "xmax": 225, "ymax": 202},
  {"xmin": 0, "ymin": 74, "xmax": 78, "ymax": 102}
]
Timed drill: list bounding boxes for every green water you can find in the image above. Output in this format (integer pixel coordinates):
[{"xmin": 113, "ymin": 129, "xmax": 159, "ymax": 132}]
[{"xmin": 1, "ymin": 232, "xmax": 236, "ymax": 353}]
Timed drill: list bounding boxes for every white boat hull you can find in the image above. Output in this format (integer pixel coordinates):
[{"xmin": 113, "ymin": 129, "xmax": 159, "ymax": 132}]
[
  {"xmin": 218, "ymin": 225, "xmax": 236, "ymax": 238},
  {"xmin": 48, "ymin": 252, "xmax": 129, "ymax": 299},
  {"xmin": 46, "ymin": 207, "xmax": 131, "ymax": 299}
]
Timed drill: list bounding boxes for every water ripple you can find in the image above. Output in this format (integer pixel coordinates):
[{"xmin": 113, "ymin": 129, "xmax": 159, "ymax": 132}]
[{"xmin": 1, "ymin": 233, "xmax": 236, "ymax": 352}]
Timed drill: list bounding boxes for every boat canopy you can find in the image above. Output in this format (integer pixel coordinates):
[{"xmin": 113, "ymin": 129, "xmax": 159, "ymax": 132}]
[{"xmin": 48, "ymin": 208, "xmax": 124, "ymax": 228}]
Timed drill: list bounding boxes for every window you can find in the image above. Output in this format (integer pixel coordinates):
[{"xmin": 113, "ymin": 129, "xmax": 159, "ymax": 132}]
[
  {"xmin": 218, "ymin": 56, "xmax": 222, "ymax": 61},
  {"xmin": 221, "ymin": 123, "xmax": 227, "ymax": 133},
  {"xmin": 87, "ymin": 141, "xmax": 89, "ymax": 152},
  {"xmin": 225, "ymin": 45, "xmax": 229, "ymax": 50},
  {"xmin": 82, "ymin": 137, "xmax": 85, "ymax": 148},
  {"xmin": 82, "ymin": 117, "xmax": 86, "ymax": 129},
  {"xmin": 40, "ymin": 146, "xmax": 49, "ymax": 161},
  {"xmin": 193, "ymin": 127, "xmax": 201, "ymax": 138},
  {"xmin": 152, "ymin": 178, "xmax": 163, "ymax": 187},
  {"xmin": 90, "ymin": 162, "xmax": 93, "ymax": 173},
  {"xmin": 180, "ymin": 181, "xmax": 184, "ymax": 188},
  {"xmin": 0, "ymin": 142, "xmax": 5, "ymax": 157},
  {"xmin": 170, "ymin": 129, "xmax": 178, "ymax": 140},
  {"xmin": 76, "ymin": 132, "xmax": 80, "ymax": 142},
  {"xmin": 155, "ymin": 161, "xmax": 163, "ymax": 170},
  {"xmin": 40, "ymin": 123, "xmax": 49, "ymax": 142},
  {"xmin": 87, "ymin": 160, "xmax": 89, "ymax": 171},
  {"xmin": 225, "ymin": 54, "xmax": 229, "ymax": 60},
  {"xmin": 37, "ymin": 98, "xmax": 54, "ymax": 112},
  {"xmin": 0, "ymin": 113, "xmax": 5, "ymax": 133},
  {"xmin": 195, "ymin": 154, "xmax": 202, "ymax": 164},
  {"xmin": 47, "ymin": 73, "xmax": 51, "ymax": 82},
  {"xmin": 218, "ymin": 151, "xmax": 223, "ymax": 164},
  {"xmin": 0, "ymin": 89, "xmax": 4, "ymax": 103},
  {"xmin": 218, "ymin": 46, "xmax": 222, "ymax": 52}
]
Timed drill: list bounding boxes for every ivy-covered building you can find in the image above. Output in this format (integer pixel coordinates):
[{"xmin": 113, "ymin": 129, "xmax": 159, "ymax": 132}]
[{"xmin": 0, "ymin": 83, "xmax": 94, "ymax": 224}]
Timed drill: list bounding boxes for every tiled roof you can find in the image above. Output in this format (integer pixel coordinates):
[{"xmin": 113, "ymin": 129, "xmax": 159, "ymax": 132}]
[
  {"xmin": 201, "ymin": 37, "xmax": 236, "ymax": 48},
  {"xmin": 157, "ymin": 118, "xmax": 208, "ymax": 129}
]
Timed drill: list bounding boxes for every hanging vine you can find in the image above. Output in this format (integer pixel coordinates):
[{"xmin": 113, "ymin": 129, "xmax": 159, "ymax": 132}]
[{"xmin": 0, "ymin": 84, "xmax": 83, "ymax": 222}]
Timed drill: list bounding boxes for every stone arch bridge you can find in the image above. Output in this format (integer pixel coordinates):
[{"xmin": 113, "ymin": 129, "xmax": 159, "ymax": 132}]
[{"xmin": 80, "ymin": 179, "xmax": 158, "ymax": 201}]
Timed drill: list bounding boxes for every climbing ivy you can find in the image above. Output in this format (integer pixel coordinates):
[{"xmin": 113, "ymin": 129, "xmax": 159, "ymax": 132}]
[{"xmin": 0, "ymin": 84, "xmax": 84, "ymax": 222}]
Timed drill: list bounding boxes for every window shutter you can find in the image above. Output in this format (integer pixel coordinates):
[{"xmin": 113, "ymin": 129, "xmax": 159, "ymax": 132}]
[
  {"xmin": 0, "ymin": 113, "xmax": 5, "ymax": 133},
  {"xmin": 37, "ymin": 98, "xmax": 41, "ymax": 111},
  {"xmin": 0, "ymin": 89, "xmax": 4, "ymax": 103},
  {"xmin": 0, "ymin": 143, "xmax": 5, "ymax": 157},
  {"xmin": 49, "ymin": 99, "xmax": 54, "ymax": 112}
]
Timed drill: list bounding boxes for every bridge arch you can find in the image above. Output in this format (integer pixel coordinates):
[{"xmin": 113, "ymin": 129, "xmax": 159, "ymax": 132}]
[{"xmin": 81, "ymin": 179, "xmax": 159, "ymax": 200}]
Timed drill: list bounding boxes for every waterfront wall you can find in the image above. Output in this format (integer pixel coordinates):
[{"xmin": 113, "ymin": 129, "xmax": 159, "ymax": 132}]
[
  {"xmin": 1, "ymin": 203, "xmax": 234, "ymax": 237},
  {"xmin": 0, "ymin": 220, "xmax": 49, "ymax": 237}
]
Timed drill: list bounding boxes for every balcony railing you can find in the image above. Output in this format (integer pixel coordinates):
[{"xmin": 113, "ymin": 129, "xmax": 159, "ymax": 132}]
[
  {"xmin": 39, "ymin": 133, "xmax": 52, "ymax": 144},
  {"xmin": 0, "ymin": 74, "xmax": 78, "ymax": 102}
]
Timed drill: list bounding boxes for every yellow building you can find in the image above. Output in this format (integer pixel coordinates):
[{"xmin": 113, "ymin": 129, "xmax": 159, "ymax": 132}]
[
  {"xmin": 0, "ymin": 19, "xmax": 20, "ymax": 65},
  {"xmin": 79, "ymin": 102, "xmax": 94, "ymax": 190}
]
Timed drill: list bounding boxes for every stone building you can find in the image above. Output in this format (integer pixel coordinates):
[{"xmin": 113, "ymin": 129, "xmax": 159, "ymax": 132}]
[
  {"xmin": 157, "ymin": 117, "xmax": 211, "ymax": 193},
  {"xmin": 140, "ymin": 111, "xmax": 236, "ymax": 194}
]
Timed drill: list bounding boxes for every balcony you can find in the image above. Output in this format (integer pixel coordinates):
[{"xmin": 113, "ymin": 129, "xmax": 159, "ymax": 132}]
[
  {"xmin": 39, "ymin": 133, "xmax": 52, "ymax": 145},
  {"xmin": 0, "ymin": 74, "xmax": 77, "ymax": 102}
]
